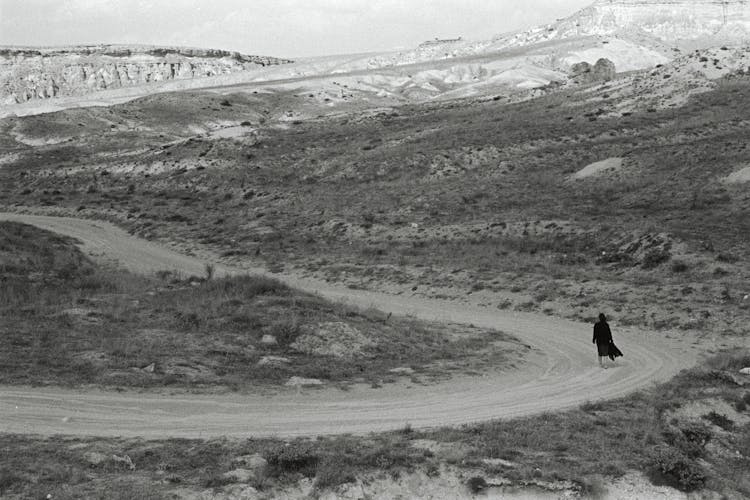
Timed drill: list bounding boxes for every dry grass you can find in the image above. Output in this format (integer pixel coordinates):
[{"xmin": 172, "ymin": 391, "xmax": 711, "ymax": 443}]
[
  {"xmin": 1, "ymin": 77, "xmax": 749, "ymax": 338},
  {"xmin": 0, "ymin": 221, "xmax": 522, "ymax": 390}
]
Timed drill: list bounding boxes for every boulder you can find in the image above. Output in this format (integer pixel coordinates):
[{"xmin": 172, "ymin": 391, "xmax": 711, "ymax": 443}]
[
  {"xmin": 83, "ymin": 451, "xmax": 108, "ymax": 466},
  {"xmin": 112, "ymin": 454, "xmax": 135, "ymax": 470},
  {"xmin": 260, "ymin": 334, "xmax": 278, "ymax": 346},
  {"xmin": 233, "ymin": 454, "xmax": 268, "ymax": 471},
  {"xmin": 570, "ymin": 61, "xmax": 592, "ymax": 77},
  {"xmin": 389, "ymin": 367, "xmax": 415, "ymax": 375},
  {"xmin": 229, "ymin": 454, "xmax": 268, "ymax": 483},
  {"xmin": 256, "ymin": 356, "xmax": 289, "ymax": 366},
  {"xmin": 570, "ymin": 58, "xmax": 616, "ymax": 83},
  {"xmin": 593, "ymin": 58, "xmax": 616, "ymax": 80},
  {"xmin": 285, "ymin": 376, "xmax": 323, "ymax": 387}
]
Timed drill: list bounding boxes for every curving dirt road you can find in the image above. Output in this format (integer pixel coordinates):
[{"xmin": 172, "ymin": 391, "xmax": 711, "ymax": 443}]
[{"xmin": 0, "ymin": 213, "xmax": 696, "ymax": 439}]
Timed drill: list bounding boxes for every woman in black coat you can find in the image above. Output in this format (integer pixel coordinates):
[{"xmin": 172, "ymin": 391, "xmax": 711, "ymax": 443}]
[{"xmin": 593, "ymin": 313, "xmax": 622, "ymax": 368}]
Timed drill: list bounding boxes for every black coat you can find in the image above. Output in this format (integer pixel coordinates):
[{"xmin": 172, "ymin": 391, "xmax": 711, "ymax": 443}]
[
  {"xmin": 593, "ymin": 321, "xmax": 623, "ymax": 360},
  {"xmin": 593, "ymin": 321, "xmax": 612, "ymax": 345}
]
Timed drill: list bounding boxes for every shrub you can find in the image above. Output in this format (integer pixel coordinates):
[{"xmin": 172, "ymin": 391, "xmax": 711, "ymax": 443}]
[
  {"xmin": 642, "ymin": 249, "xmax": 670, "ymax": 269},
  {"xmin": 202, "ymin": 473, "xmax": 235, "ymax": 488},
  {"xmin": 702, "ymin": 411, "xmax": 734, "ymax": 431},
  {"xmin": 0, "ymin": 468, "xmax": 24, "ymax": 493},
  {"xmin": 204, "ymin": 263, "xmax": 215, "ymax": 281},
  {"xmin": 265, "ymin": 442, "xmax": 319, "ymax": 477},
  {"xmin": 576, "ymin": 475, "xmax": 607, "ymax": 498},
  {"xmin": 467, "ymin": 476, "xmax": 488, "ymax": 493},
  {"xmin": 648, "ymin": 446, "xmax": 707, "ymax": 492},
  {"xmin": 678, "ymin": 420, "xmax": 712, "ymax": 448},
  {"xmin": 670, "ymin": 260, "xmax": 689, "ymax": 273},
  {"xmin": 662, "ymin": 420, "xmax": 711, "ymax": 458},
  {"xmin": 314, "ymin": 459, "xmax": 356, "ymax": 490}
]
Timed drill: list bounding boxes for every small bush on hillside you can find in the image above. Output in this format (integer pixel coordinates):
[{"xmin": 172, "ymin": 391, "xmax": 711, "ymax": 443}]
[
  {"xmin": 702, "ymin": 411, "xmax": 734, "ymax": 431},
  {"xmin": 467, "ymin": 476, "xmax": 488, "ymax": 493},
  {"xmin": 642, "ymin": 249, "xmax": 671, "ymax": 269},
  {"xmin": 670, "ymin": 260, "xmax": 689, "ymax": 273},
  {"xmin": 677, "ymin": 420, "xmax": 712, "ymax": 448},
  {"xmin": 648, "ymin": 446, "xmax": 707, "ymax": 492},
  {"xmin": 0, "ymin": 468, "xmax": 24, "ymax": 493},
  {"xmin": 662, "ymin": 420, "xmax": 711, "ymax": 458},
  {"xmin": 265, "ymin": 442, "xmax": 319, "ymax": 477},
  {"xmin": 204, "ymin": 275, "xmax": 289, "ymax": 298},
  {"xmin": 314, "ymin": 458, "xmax": 356, "ymax": 490},
  {"xmin": 264, "ymin": 317, "xmax": 302, "ymax": 346}
]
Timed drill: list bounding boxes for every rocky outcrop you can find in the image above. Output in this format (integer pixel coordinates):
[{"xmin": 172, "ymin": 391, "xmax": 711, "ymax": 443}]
[
  {"xmin": 493, "ymin": 0, "xmax": 750, "ymax": 50},
  {"xmin": 559, "ymin": 0, "xmax": 750, "ymax": 44},
  {"xmin": 570, "ymin": 58, "xmax": 617, "ymax": 83},
  {"xmin": 0, "ymin": 44, "xmax": 292, "ymax": 104}
]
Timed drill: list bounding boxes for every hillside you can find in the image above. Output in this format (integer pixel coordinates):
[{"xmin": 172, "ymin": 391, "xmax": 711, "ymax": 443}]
[
  {"xmin": 0, "ymin": 44, "xmax": 292, "ymax": 104},
  {"xmin": 490, "ymin": 0, "xmax": 750, "ymax": 50},
  {"xmin": 1, "ymin": 50, "xmax": 748, "ymax": 343},
  {"xmin": 0, "ymin": 220, "xmax": 522, "ymax": 389},
  {"xmin": 9, "ymin": 0, "xmax": 748, "ymax": 114}
]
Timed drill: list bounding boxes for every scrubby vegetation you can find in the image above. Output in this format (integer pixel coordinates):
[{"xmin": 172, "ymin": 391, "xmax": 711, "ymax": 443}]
[
  {"xmin": 0, "ymin": 221, "xmax": 521, "ymax": 389},
  {"xmin": 1, "ymin": 75, "xmax": 748, "ymax": 337},
  {"xmin": 2, "ymin": 351, "xmax": 747, "ymax": 498}
]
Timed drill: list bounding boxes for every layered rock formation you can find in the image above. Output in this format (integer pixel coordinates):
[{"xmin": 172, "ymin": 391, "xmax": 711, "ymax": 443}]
[
  {"xmin": 493, "ymin": 0, "xmax": 750, "ymax": 53},
  {"xmin": 0, "ymin": 45, "xmax": 292, "ymax": 104},
  {"xmin": 555, "ymin": 0, "xmax": 750, "ymax": 44},
  {"xmin": 570, "ymin": 58, "xmax": 617, "ymax": 83}
]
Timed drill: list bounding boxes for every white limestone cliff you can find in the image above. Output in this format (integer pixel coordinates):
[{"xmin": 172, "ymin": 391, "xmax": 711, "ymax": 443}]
[
  {"xmin": 495, "ymin": 0, "xmax": 750, "ymax": 49},
  {"xmin": 0, "ymin": 45, "xmax": 292, "ymax": 104}
]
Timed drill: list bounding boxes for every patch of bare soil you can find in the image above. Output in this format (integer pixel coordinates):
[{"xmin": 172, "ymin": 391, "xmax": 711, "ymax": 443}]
[
  {"xmin": 723, "ymin": 165, "xmax": 750, "ymax": 184},
  {"xmin": 572, "ymin": 156, "xmax": 623, "ymax": 179}
]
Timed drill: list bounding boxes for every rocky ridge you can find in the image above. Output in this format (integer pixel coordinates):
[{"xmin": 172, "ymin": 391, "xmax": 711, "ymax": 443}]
[
  {"xmin": 491, "ymin": 0, "xmax": 750, "ymax": 50},
  {"xmin": 0, "ymin": 45, "xmax": 292, "ymax": 104}
]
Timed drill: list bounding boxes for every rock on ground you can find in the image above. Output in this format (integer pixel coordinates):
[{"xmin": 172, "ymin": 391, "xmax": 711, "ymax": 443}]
[
  {"xmin": 291, "ymin": 321, "xmax": 374, "ymax": 358},
  {"xmin": 570, "ymin": 58, "xmax": 616, "ymax": 83},
  {"xmin": 256, "ymin": 356, "xmax": 290, "ymax": 366},
  {"xmin": 285, "ymin": 376, "xmax": 323, "ymax": 387}
]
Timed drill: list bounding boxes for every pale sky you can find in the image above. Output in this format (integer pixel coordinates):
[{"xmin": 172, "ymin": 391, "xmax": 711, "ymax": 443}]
[{"xmin": 0, "ymin": 0, "xmax": 592, "ymax": 58}]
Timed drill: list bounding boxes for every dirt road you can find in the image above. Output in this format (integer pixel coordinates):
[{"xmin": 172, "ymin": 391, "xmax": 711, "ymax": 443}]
[{"xmin": 0, "ymin": 213, "xmax": 696, "ymax": 439}]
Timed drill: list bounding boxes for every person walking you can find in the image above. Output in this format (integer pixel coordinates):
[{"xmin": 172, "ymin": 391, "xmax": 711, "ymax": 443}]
[{"xmin": 593, "ymin": 313, "xmax": 622, "ymax": 368}]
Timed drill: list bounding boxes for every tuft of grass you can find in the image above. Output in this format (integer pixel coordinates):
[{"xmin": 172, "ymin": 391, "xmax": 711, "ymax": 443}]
[
  {"xmin": 702, "ymin": 411, "xmax": 734, "ymax": 431},
  {"xmin": 314, "ymin": 458, "xmax": 357, "ymax": 490},
  {"xmin": 265, "ymin": 442, "xmax": 319, "ymax": 478},
  {"xmin": 466, "ymin": 476, "xmax": 488, "ymax": 493}
]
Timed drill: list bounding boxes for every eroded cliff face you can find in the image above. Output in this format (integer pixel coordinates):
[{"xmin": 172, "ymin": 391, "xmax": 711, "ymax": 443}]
[
  {"xmin": 0, "ymin": 45, "xmax": 292, "ymax": 104},
  {"xmin": 493, "ymin": 0, "xmax": 750, "ymax": 53},
  {"xmin": 559, "ymin": 0, "xmax": 750, "ymax": 43}
]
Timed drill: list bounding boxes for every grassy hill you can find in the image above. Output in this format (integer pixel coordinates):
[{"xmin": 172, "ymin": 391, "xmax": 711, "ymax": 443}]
[
  {"xmin": 0, "ymin": 221, "xmax": 521, "ymax": 390},
  {"xmin": 1, "ymin": 68, "xmax": 748, "ymax": 340}
]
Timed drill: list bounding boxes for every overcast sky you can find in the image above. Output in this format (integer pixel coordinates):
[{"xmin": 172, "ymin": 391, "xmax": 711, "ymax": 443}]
[{"xmin": 0, "ymin": 0, "xmax": 592, "ymax": 58}]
